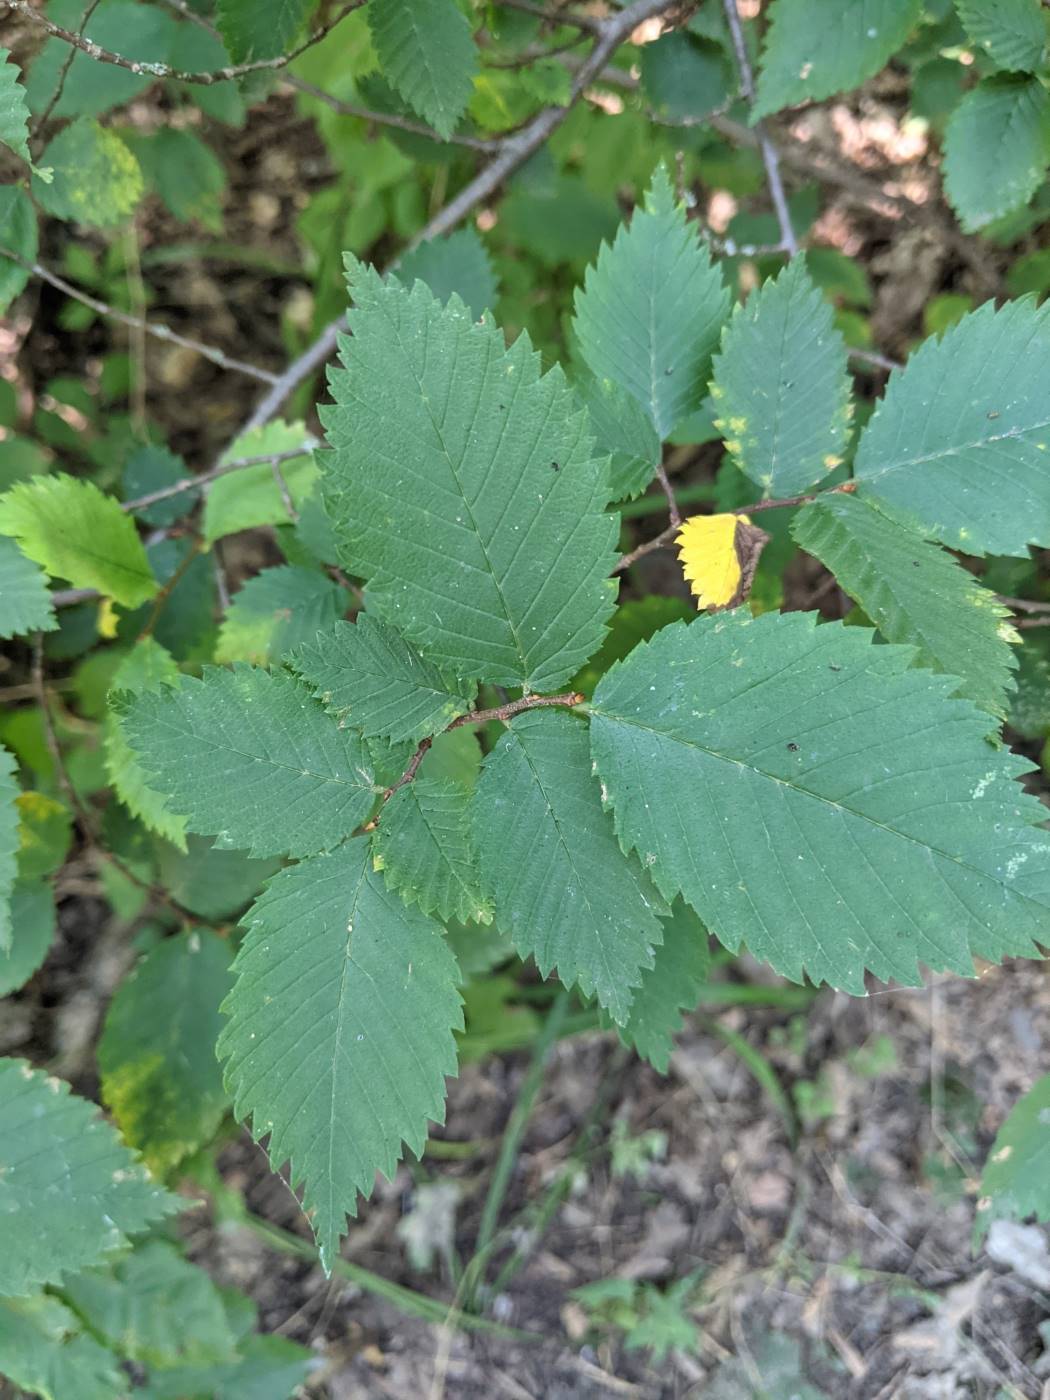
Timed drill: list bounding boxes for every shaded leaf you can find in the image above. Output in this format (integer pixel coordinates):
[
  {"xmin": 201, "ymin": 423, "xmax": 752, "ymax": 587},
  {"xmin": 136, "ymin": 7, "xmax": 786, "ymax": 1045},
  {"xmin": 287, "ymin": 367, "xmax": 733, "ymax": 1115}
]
[
  {"xmin": 0, "ymin": 537, "xmax": 56, "ymax": 640},
  {"xmin": 676, "ymin": 512, "xmax": 769, "ymax": 610},
  {"xmin": 576, "ymin": 374, "xmax": 662, "ymax": 503},
  {"xmin": 397, "ymin": 228, "xmax": 497, "ymax": 319},
  {"xmin": 943, "ymin": 75, "xmax": 1050, "ymax": 231},
  {"xmin": 956, "ymin": 0, "xmax": 1046, "ymax": 72},
  {"xmin": 375, "ymin": 777, "xmax": 492, "ymax": 924},
  {"xmin": 0, "ymin": 744, "xmax": 17, "ymax": 954},
  {"xmin": 368, "ymin": 0, "xmax": 477, "ymax": 139},
  {"xmin": 216, "ymin": 0, "xmax": 314, "ymax": 60},
  {"xmin": 0, "ymin": 48, "xmax": 31, "ymax": 165},
  {"xmin": 0, "ymin": 882, "xmax": 55, "ymax": 996},
  {"xmin": 0, "ymin": 186, "xmax": 37, "ymax": 312},
  {"xmin": 215, "ymin": 565, "xmax": 345, "ymax": 665},
  {"xmin": 976, "ymin": 1074, "xmax": 1050, "ymax": 1238},
  {"xmin": 618, "ymin": 902, "xmax": 712, "ymax": 1073},
  {"xmin": 0, "ymin": 1293, "xmax": 124, "ymax": 1400}
]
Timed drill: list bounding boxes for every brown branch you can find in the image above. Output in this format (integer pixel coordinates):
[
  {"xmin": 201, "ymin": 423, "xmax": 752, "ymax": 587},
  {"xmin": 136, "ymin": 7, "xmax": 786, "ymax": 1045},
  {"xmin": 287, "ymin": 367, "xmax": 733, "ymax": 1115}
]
[
  {"xmin": 122, "ymin": 444, "xmax": 314, "ymax": 513},
  {"xmin": 5, "ymin": 0, "xmax": 365, "ymax": 86},
  {"xmin": 721, "ymin": 0, "xmax": 797, "ymax": 257},
  {"xmin": 373, "ymin": 690, "xmax": 586, "ymax": 816},
  {"xmin": 0, "ymin": 247, "xmax": 278, "ymax": 383},
  {"xmin": 654, "ymin": 460, "xmax": 682, "ymax": 528},
  {"xmin": 614, "ymin": 481, "xmax": 858, "ymax": 573},
  {"xmin": 241, "ymin": 0, "xmax": 679, "ymax": 432}
]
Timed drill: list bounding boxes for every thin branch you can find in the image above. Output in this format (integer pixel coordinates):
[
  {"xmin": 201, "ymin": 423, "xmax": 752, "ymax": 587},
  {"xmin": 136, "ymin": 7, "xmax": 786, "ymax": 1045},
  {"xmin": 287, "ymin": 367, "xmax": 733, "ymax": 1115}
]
[
  {"xmin": 0, "ymin": 247, "xmax": 278, "ymax": 383},
  {"xmin": 5, "ymin": 0, "xmax": 365, "ymax": 85},
  {"xmin": 721, "ymin": 0, "xmax": 797, "ymax": 257},
  {"xmin": 122, "ymin": 445, "xmax": 314, "ymax": 512},
  {"xmin": 242, "ymin": 0, "xmax": 678, "ymax": 431},
  {"xmin": 999, "ymin": 595, "xmax": 1050, "ymax": 614},
  {"xmin": 374, "ymin": 690, "xmax": 586, "ymax": 814},
  {"xmin": 654, "ymin": 460, "xmax": 681, "ymax": 528},
  {"xmin": 614, "ymin": 481, "xmax": 858, "ymax": 573},
  {"xmin": 31, "ymin": 0, "xmax": 102, "ymax": 143}
]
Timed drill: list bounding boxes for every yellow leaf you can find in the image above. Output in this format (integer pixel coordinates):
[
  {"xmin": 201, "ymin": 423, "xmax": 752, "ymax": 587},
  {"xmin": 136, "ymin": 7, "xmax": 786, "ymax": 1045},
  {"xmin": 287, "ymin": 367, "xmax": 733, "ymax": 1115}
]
[
  {"xmin": 676, "ymin": 512, "xmax": 770, "ymax": 611},
  {"xmin": 97, "ymin": 598, "xmax": 119, "ymax": 639}
]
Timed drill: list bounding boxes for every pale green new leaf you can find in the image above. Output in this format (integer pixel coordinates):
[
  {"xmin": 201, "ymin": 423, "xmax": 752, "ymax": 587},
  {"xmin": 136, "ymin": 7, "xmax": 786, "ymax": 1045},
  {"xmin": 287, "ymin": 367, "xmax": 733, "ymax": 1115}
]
[
  {"xmin": 0, "ymin": 537, "xmax": 57, "ymax": 638},
  {"xmin": 375, "ymin": 777, "xmax": 492, "ymax": 924},
  {"xmin": 0, "ymin": 883, "xmax": 55, "ymax": 997},
  {"xmin": 792, "ymin": 493, "xmax": 1018, "ymax": 721},
  {"xmin": 33, "ymin": 119, "xmax": 143, "ymax": 228},
  {"xmin": 0, "ymin": 474, "xmax": 156, "ymax": 607},
  {"xmin": 573, "ymin": 166, "xmax": 730, "ymax": 438},
  {"xmin": 397, "ymin": 227, "xmax": 497, "ymax": 319},
  {"xmin": 104, "ymin": 638, "xmax": 187, "ymax": 849},
  {"xmin": 753, "ymin": 0, "xmax": 923, "ymax": 119},
  {"xmin": 590, "ymin": 611, "xmax": 1050, "ymax": 993},
  {"xmin": 218, "ymin": 839, "xmax": 462, "ymax": 1268},
  {"xmin": 291, "ymin": 614, "xmax": 476, "ymax": 743},
  {"xmin": 956, "ymin": 0, "xmax": 1046, "ymax": 72},
  {"xmin": 943, "ymin": 75, "xmax": 1050, "ymax": 232},
  {"xmin": 0, "ymin": 1294, "xmax": 124, "ymax": 1400},
  {"xmin": 618, "ymin": 902, "xmax": 712, "ymax": 1073},
  {"xmin": 368, "ymin": 0, "xmax": 477, "ymax": 139},
  {"xmin": 322, "ymin": 261, "xmax": 618, "ymax": 691},
  {"xmin": 711, "ymin": 258, "xmax": 851, "ymax": 497},
  {"xmin": 976, "ymin": 1075, "xmax": 1050, "ymax": 1238},
  {"xmin": 0, "ymin": 48, "xmax": 31, "ymax": 165},
  {"xmin": 0, "ymin": 745, "xmax": 17, "ymax": 954},
  {"xmin": 216, "ymin": 0, "xmax": 315, "ymax": 60},
  {"xmin": 98, "ymin": 932, "xmax": 233, "ymax": 1174},
  {"xmin": 62, "ymin": 1241, "xmax": 237, "ymax": 1369},
  {"xmin": 472, "ymin": 709, "xmax": 665, "ymax": 1025},
  {"xmin": 203, "ymin": 422, "xmax": 316, "ymax": 545},
  {"xmin": 215, "ymin": 565, "xmax": 345, "ymax": 665},
  {"xmin": 0, "ymin": 1058, "xmax": 179, "ymax": 1297},
  {"xmin": 577, "ymin": 374, "xmax": 662, "ymax": 502},
  {"xmin": 120, "ymin": 666, "xmax": 377, "ymax": 859},
  {"xmin": 854, "ymin": 299, "xmax": 1050, "ymax": 556}
]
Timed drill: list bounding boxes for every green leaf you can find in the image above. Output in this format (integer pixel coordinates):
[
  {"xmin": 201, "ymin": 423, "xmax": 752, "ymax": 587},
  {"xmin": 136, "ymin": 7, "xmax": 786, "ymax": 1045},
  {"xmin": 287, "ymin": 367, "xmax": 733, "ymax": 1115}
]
[
  {"xmin": 322, "ymin": 260, "xmax": 618, "ymax": 691},
  {"xmin": 792, "ymin": 493, "xmax": 1018, "ymax": 721},
  {"xmin": 639, "ymin": 32, "xmax": 731, "ymax": 123},
  {"xmin": 854, "ymin": 299, "xmax": 1050, "ymax": 556},
  {"xmin": 0, "ymin": 1058, "xmax": 180, "ymax": 1297},
  {"xmin": 955, "ymin": 0, "xmax": 1046, "ymax": 72},
  {"xmin": 589, "ymin": 611, "xmax": 1050, "ymax": 993},
  {"xmin": 33, "ymin": 119, "xmax": 143, "ymax": 228},
  {"xmin": 0, "ymin": 474, "xmax": 157, "ymax": 608},
  {"xmin": 216, "ymin": 0, "xmax": 315, "ymax": 60},
  {"xmin": 397, "ymin": 228, "xmax": 497, "ymax": 320},
  {"xmin": 0, "ymin": 537, "xmax": 56, "ymax": 639},
  {"xmin": 104, "ymin": 638, "xmax": 188, "ymax": 850},
  {"xmin": 571, "ymin": 595, "xmax": 695, "ymax": 698},
  {"xmin": 62, "ymin": 1241, "xmax": 237, "ymax": 1368},
  {"xmin": 573, "ymin": 166, "xmax": 730, "ymax": 439},
  {"xmin": 753, "ymin": 0, "xmax": 923, "ymax": 119},
  {"xmin": 0, "ymin": 186, "xmax": 37, "ymax": 312},
  {"xmin": 0, "ymin": 1293, "xmax": 124, "ymax": 1400},
  {"xmin": 0, "ymin": 48, "xmax": 31, "ymax": 165},
  {"xmin": 711, "ymin": 258, "xmax": 851, "ymax": 497},
  {"xmin": 122, "ymin": 444, "xmax": 188, "ymax": 528},
  {"xmin": 218, "ymin": 839, "xmax": 462, "ymax": 1269},
  {"xmin": 215, "ymin": 565, "xmax": 346, "ymax": 665},
  {"xmin": 618, "ymin": 902, "xmax": 712, "ymax": 1073},
  {"xmin": 120, "ymin": 666, "xmax": 377, "ymax": 859},
  {"xmin": 976, "ymin": 1075, "xmax": 1050, "ymax": 1238},
  {"xmin": 155, "ymin": 835, "xmax": 280, "ymax": 922},
  {"xmin": 368, "ymin": 0, "xmax": 477, "ymax": 139},
  {"xmin": 98, "ymin": 931, "xmax": 233, "ymax": 1174},
  {"xmin": 291, "ymin": 614, "xmax": 476, "ymax": 744},
  {"xmin": 577, "ymin": 375, "xmax": 662, "ymax": 503},
  {"xmin": 0, "ymin": 744, "xmax": 17, "ymax": 955},
  {"xmin": 0, "ymin": 882, "xmax": 55, "ymax": 996},
  {"xmin": 943, "ymin": 75, "xmax": 1050, "ymax": 231},
  {"xmin": 123, "ymin": 127, "xmax": 226, "ymax": 233},
  {"xmin": 16, "ymin": 790, "xmax": 72, "ymax": 880},
  {"xmin": 203, "ymin": 422, "xmax": 316, "ymax": 545},
  {"xmin": 473, "ymin": 709, "xmax": 665, "ymax": 1024},
  {"xmin": 374, "ymin": 777, "xmax": 492, "ymax": 924}
]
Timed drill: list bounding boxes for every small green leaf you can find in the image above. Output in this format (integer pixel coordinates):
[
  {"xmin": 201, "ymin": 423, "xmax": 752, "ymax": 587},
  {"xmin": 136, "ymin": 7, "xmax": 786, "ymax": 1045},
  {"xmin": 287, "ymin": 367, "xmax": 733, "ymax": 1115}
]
[
  {"xmin": 0, "ymin": 883, "xmax": 55, "ymax": 997},
  {"xmin": 375, "ymin": 777, "xmax": 492, "ymax": 924},
  {"xmin": 943, "ymin": 75, "xmax": 1050, "ymax": 232},
  {"xmin": 369, "ymin": 0, "xmax": 477, "ymax": 139},
  {"xmin": 854, "ymin": 298, "xmax": 1050, "ymax": 556},
  {"xmin": 0, "ymin": 48, "xmax": 31, "ymax": 165},
  {"xmin": 120, "ymin": 666, "xmax": 377, "ymax": 859},
  {"xmin": 792, "ymin": 493, "xmax": 1018, "ymax": 721},
  {"xmin": 203, "ymin": 422, "xmax": 316, "ymax": 545},
  {"xmin": 754, "ymin": 0, "xmax": 923, "ymax": 118},
  {"xmin": 218, "ymin": 839, "xmax": 463, "ymax": 1268},
  {"xmin": 0, "ymin": 1058, "xmax": 180, "ymax": 1297},
  {"xmin": 0, "ymin": 1293, "xmax": 124, "ymax": 1400},
  {"xmin": 216, "ymin": 0, "xmax": 315, "ymax": 60},
  {"xmin": 397, "ymin": 228, "xmax": 497, "ymax": 320},
  {"xmin": 573, "ymin": 165, "xmax": 730, "ymax": 438},
  {"xmin": 104, "ymin": 638, "xmax": 188, "ymax": 849},
  {"xmin": 291, "ymin": 614, "xmax": 476, "ymax": 744},
  {"xmin": 0, "ymin": 187, "xmax": 37, "ymax": 313},
  {"xmin": 98, "ymin": 931, "xmax": 233, "ymax": 1174},
  {"xmin": 956, "ymin": 0, "xmax": 1046, "ymax": 72},
  {"xmin": 618, "ymin": 902, "xmax": 712, "ymax": 1073},
  {"xmin": 0, "ymin": 744, "xmax": 18, "ymax": 955},
  {"xmin": 711, "ymin": 258, "xmax": 851, "ymax": 497},
  {"xmin": 215, "ymin": 565, "xmax": 346, "ymax": 665},
  {"xmin": 0, "ymin": 474, "xmax": 156, "ymax": 608},
  {"xmin": 33, "ymin": 119, "xmax": 143, "ymax": 228},
  {"xmin": 576, "ymin": 375, "xmax": 662, "ymax": 503},
  {"xmin": 0, "ymin": 537, "xmax": 56, "ymax": 640},
  {"xmin": 473, "ymin": 709, "xmax": 665, "ymax": 1025},
  {"xmin": 976, "ymin": 1074, "xmax": 1050, "ymax": 1238}
]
